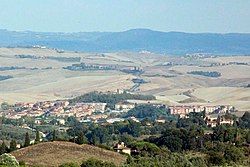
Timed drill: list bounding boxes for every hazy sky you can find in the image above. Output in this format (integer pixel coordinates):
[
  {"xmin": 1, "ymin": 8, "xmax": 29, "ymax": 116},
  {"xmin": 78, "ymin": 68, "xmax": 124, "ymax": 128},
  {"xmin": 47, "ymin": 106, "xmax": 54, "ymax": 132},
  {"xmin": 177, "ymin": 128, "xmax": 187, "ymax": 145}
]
[{"xmin": 0, "ymin": 0, "xmax": 249, "ymax": 33}]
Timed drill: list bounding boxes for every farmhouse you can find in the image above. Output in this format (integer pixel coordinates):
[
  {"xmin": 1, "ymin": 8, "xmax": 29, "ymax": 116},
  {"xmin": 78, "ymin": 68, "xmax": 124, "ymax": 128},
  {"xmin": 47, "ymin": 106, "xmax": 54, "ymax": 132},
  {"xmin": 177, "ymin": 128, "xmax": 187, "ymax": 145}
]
[{"xmin": 114, "ymin": 142, "xmax": 131, "ymax": 155}]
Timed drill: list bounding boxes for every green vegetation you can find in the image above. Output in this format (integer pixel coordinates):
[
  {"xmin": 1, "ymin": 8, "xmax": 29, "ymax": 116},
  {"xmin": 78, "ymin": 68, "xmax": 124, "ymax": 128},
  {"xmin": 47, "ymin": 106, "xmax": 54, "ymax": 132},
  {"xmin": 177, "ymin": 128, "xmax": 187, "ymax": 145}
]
[
  {"xmin": 16, "ymin": 54, "xmax": 81, "ymax": 62},
  {"xmin": 47, "ymin": 56, "xmax": 81, "ymax": 62},
  {"xmin": 0, "ymin": 66, "xmax": 25, "ymax": 71},
  {"xmin": 81, "ymin": 159, "xmax": 116, "ymax": 167},
  {"xmin": 0, "ymin": 154, "xmax": 19, "ymax": 167},
  {"xmin": 69, "ymin": 92, "xmax": 155, "ymax": 109},
  {"xmin": 239, "ymin": 111, "xmax": 250, "ymax": 128},
  {"xmin": 124, "ymin": 104, "xmax": 175, "ymax": 121},
  {"xmin": 0, "ymin": 124, "xmax": 35, "ymax": 143},
  {"xmin": 35, "ymin": 130, "xmax": 40, "ymax": 144},
  {"xmin": 63, "ymin": 63, "xmax": 114, "ymax": 71},
  {"xmin": 0, "ymin": 76, "xmax": 13, "ymax": 81},
  {"xmin": 64, "ymin": 112, "xmax": 249, "ymax": 166},
  {"xmin": 9, "ymin": 140, "xmax": 17, "ymax": 152},
  {"xmin": 1, "ymin": 102, "xmax": 11, "ymax": 110},
  {"xmin": 187, "ymin": 71, "xmax": 221, "ymax": 77},
  {"xmin": 59, "ymin": 162, "xmax": 79, "ymax": 167},
  {"xmin": 0, "ymin": 99, "xmax": 249, "ymax": 167},
  {"xmin": 23, "ymin": 132, "xmax": 30, "ymax": 148}
]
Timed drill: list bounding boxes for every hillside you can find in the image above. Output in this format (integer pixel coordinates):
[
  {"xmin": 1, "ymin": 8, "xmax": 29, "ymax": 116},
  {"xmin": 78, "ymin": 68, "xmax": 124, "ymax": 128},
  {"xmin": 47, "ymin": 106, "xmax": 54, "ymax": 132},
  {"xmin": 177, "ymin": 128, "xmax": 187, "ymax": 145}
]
[
  {"xmin": 11, "ymin": 141, "xmax": 126, "ymax": 167},
  {"xmin": 1, "ymin": 29, "xmax": 250, "ymax": 55}
]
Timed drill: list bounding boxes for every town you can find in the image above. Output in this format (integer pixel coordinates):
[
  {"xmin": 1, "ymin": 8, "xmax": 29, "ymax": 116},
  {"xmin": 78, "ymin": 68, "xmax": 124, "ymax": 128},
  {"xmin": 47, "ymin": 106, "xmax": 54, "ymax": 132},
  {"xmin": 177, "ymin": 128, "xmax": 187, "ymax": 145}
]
[{"xmin": 0, "ymin": 90, "xmax": 236, "ymax": 128}]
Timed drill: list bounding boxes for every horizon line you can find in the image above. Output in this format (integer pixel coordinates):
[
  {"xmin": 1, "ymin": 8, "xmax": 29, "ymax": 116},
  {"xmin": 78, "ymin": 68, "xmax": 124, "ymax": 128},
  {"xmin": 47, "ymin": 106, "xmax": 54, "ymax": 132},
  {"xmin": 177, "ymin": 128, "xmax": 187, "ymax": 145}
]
[{"xmin": 1, "ymin": 28, "xmax": 250, "ymax": 35}]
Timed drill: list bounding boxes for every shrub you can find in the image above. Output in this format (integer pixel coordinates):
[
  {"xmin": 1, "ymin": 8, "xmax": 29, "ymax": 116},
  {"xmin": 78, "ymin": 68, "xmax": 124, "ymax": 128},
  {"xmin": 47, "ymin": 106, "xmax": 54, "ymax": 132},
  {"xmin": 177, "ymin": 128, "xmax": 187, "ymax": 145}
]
[
  {"xmin": 59, "ymin": 162, "xmax": 79, "ymax": 167},
  {"xmin": 208, "ymin": 151, "xmax": 225, "ymax": 166},
  {"xmin": 189, "ymin": 157, "xmax": 208, "ymax": 167},
  {"xmin": 0, "ymin": 153, "xmax": 19, "ymax": 167},
  {"xmin": 224, "ymin": 146, "xmax": 244, "ymax": 164},
  {"xmin": 81, "ymin": 158, "xmax": 116, "ymax": 167}
]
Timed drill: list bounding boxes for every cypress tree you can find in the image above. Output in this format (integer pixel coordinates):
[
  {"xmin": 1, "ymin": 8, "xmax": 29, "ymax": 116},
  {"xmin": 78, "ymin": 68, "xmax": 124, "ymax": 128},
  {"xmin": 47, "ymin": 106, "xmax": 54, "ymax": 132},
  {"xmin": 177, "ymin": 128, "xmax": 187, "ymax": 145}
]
[
  {"xmin": 10, "ymin": 139, "xmax": 17, "ymax": 152},
  {"xmin": 24, "ymin": 132, "xmax": 30, "ymax": 147},
  {"xmin": 35, "ymin": 130, "xmax": 40, "ymax": 144},
  {"xmin": 52, "ymin": 130, "xmax": 56, "ymax": 141}
]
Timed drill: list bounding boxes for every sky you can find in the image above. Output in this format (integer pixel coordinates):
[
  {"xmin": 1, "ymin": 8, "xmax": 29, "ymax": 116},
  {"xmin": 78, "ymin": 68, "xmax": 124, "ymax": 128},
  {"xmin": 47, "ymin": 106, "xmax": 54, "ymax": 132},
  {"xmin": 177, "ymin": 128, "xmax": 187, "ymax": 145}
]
[{"xmin": 0, "ymin": 0, "xmax": 249, "ymax": 33}]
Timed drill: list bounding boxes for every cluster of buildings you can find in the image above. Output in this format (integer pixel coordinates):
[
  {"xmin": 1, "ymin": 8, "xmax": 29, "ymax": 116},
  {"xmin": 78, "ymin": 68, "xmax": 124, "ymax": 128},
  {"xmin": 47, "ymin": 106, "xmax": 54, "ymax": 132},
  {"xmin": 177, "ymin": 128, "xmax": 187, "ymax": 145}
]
[
  {"xmin": 0, "ymin": 96, "xmax": 236, "ymax": 128},
  {"xmin": 205, "ymin": 115, "xmax": 234, "ymax": 127},
  {"xmin": 169, "ymin": 105, "xmax": 235, "ymax": 127},
  {"xmin": 169, "ymin": 105, "xmax": 233, "ymax": 118},
  {"xmin": 2, "ymin": 100, "xmax": 108, "ymax": 120},
  {"xmin": 0, "ymin": 98, "xmax": 138, "ymax": 124}
]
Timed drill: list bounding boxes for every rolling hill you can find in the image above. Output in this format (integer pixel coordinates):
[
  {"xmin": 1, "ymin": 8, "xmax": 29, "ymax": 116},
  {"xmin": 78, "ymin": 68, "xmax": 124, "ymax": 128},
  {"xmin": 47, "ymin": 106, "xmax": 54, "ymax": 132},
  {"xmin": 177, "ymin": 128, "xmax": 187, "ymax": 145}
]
[
  {"xmin": 11, "ymin": 141, "xmax": 126, "ymax": 167},
  {"xmin": 1, "ymin": 29, "xmax": 250, "ymax": 55}
]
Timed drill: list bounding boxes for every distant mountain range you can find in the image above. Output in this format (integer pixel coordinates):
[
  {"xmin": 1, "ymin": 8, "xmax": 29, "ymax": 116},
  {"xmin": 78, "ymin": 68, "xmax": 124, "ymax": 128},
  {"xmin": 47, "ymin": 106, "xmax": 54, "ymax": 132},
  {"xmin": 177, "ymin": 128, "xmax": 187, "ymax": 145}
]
[{"xmin": 0, "ymin": 28, "xmax": 250, "ymax": 55}]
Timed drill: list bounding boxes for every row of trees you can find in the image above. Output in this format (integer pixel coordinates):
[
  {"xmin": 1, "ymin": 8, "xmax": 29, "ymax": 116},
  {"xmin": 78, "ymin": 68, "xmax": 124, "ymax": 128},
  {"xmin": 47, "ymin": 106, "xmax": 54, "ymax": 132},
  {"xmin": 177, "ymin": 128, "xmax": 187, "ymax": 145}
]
[{"xmin": 0, "ymin": 130, "xmax": 41, "ymax": 155}]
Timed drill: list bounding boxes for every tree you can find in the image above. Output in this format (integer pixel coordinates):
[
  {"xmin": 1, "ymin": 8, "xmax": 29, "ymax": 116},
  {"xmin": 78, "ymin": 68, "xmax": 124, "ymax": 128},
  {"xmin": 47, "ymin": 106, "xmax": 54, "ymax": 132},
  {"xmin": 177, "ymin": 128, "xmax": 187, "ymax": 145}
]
[
  {"xmin": 52, "ymin": 130, "xmax": 56, "ymax": 141},
  {"xmin": 76, "ymin": 132, "xmax": 87, "ymax": 145},
  {"xmin": 149, "ymin": 128, "xmax": 186, "ymax": 152},
  {"xmin": 239, "ymin": 112, "xmax": 250, "ymax": 128},
  {"xmin": 24, "ymin": 132, "xmax": 30, "ymax": 147},
  {"xmin": 246, "ymin": 131, "xmax": 250, "ymax": 144},
  {"xmin": 35, "ymin": 130, "xmax": 40, "ymax": 144},
  {"xmin": 9, "ymin": 140, "xmax": 17, "ymax": 152},
  {"xmin": 125, "ymin": 104, "xmax": 168, "ymax": 120},
  {"xmin": 1, "ymin": 102, "xmax": 10, "ymax": 110},
  {"xmin": 0, "ymin": 141, "xmax": 8, "ymax": 155},
  {"xmin": 208, "ymin": 151, "xmax": 225, "ymax": 166},
  {"xmin": 129, "ymin": 141, "xmax": 162, "ymax": 157}
]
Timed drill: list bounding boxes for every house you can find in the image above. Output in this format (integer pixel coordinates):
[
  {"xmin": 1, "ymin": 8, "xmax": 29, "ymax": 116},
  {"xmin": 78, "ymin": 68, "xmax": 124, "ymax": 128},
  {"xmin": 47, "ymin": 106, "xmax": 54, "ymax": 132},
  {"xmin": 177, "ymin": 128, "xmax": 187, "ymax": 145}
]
[
  {"xmin": 218, "ymin": 115, "xmax": 234, "ymax": 126},
  {"xmin": 206, "ymin": 115, "xmax": 218, "ymax": 127},
  {"xmin": 169, "ymin": 105, "xmax": 194, "ymax": 115},
  {"xmin": 205, "ymin": 114, "xmax": 234, "ymax": 127},
  {"xmin": 57, "ymin": 119, "xmax": 66, "ymax": 125},
  {"xmin": 129, "ymin": 116, "xmax": 140, "ymax": 122},
  {"xmin": 169, "ymin": 105, "xmax": 234, "ymax": 117},
  {"xmin": 114, "ymin": 142, "xmax": 131, "ymax": 155},
  {"xmin": 34, "ymin": 118, "xmax": 42, "ymax": 125},
  {"xmin": 204, "ymin": 106, "xmax": 218, "ymax": 114},
  {"xmin": 58, "ymin": 127, "xmax": 70, "ymax": 132},
  {"xmin": 106, "ymin": 118, "xmax": 125, "ymax": 123},
  {"xmin": 156, "ymin": 118, "xmax": 166, "ymax": 123},
  {"xmin": 116, "ymin": 89, "xmax": 124, "ymax": 94},
  {"xmin": 115, "ymin": 101, "xmax": 135, "ymax": 111},
  {"xmin": 76, "ymin": 103, "xmax": 107, "ymax": 113}
]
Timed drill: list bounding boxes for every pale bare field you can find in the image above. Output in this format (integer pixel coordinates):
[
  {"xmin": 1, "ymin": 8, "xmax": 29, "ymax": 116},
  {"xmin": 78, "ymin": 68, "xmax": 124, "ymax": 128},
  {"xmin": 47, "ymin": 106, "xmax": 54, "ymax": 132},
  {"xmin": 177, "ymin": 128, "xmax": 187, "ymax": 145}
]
[
  {"xmin": 0, "ymin": 48, "xmax": 249, "ymax": 112},
  {"xmin": 0, "ymin": 48, "xmax": 136, "ymax": 103},
  {"xmin": 204, "ymin": 56, "xmax": 250, "ymax": 64},
  {"xmin": 170, "ymin": 65, "xmax": 250, "ymax": 79}
]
